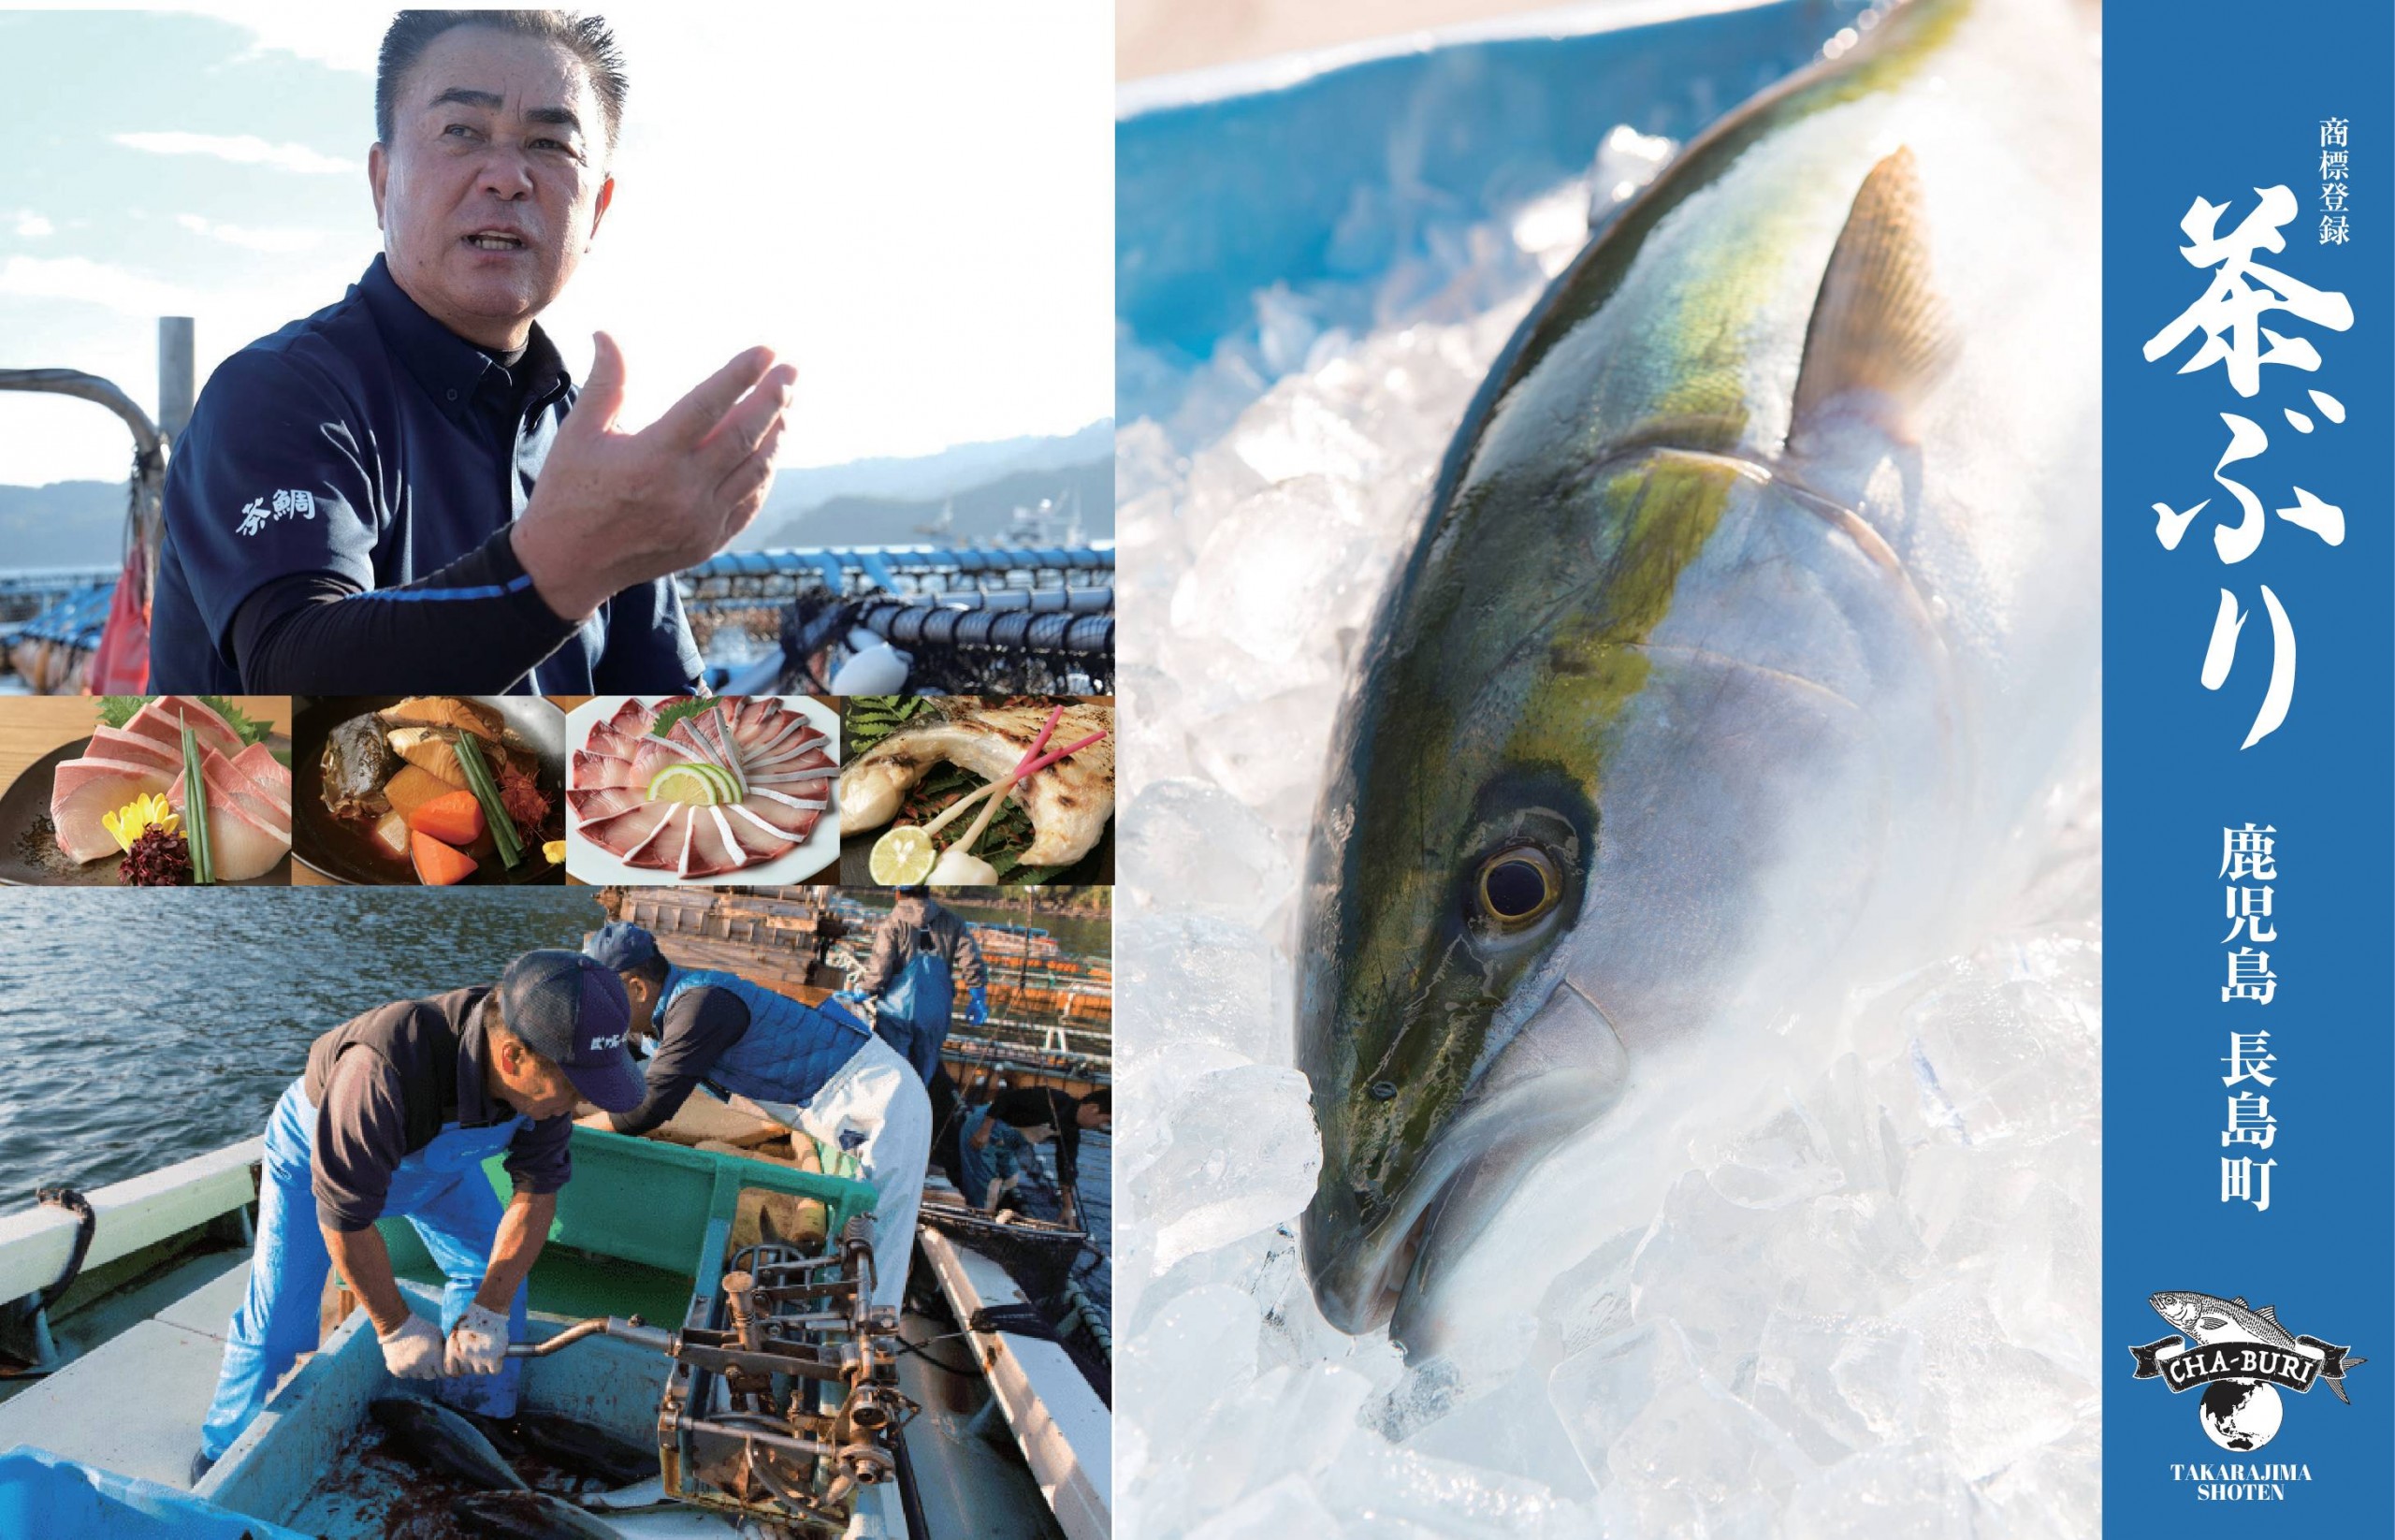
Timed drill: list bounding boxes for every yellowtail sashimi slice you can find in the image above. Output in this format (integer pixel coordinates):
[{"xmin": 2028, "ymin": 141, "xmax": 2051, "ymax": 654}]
[{"xmin": 50, "ymin": 760, "xmax": 177, "ymax": 864}]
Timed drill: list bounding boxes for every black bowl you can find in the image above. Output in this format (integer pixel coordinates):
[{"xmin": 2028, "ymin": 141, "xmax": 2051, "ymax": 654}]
[{"xmin": 289, "ymin": 696, "xmax": 565, "ymax": 886}]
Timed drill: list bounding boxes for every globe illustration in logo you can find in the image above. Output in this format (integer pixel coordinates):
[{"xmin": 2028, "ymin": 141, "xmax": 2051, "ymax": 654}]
[{"xmin": 2199, "ymin": 1378, "xmax": 2284, "ymax": 1450}]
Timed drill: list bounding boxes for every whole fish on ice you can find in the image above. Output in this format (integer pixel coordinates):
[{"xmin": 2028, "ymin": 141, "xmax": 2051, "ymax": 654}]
[{"xmin": 1297, "ymin": 0, "xmax": 2101, "ymax": 1352}]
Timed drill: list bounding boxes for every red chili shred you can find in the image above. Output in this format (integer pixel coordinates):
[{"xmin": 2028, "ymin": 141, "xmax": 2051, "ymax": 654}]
[
  {"xmin": 498, "ymin": 763, "xmax": 551, "ymax": 842},
  {"xmin": 120, "ymin": 827, "xmax": 194, "ymax": 886}
]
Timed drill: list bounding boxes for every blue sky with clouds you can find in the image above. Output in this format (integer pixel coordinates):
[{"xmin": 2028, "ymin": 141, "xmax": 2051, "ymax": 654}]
[{"xmin": 0, "ymin": 4, "xmax": 1113, "ymax": 488}]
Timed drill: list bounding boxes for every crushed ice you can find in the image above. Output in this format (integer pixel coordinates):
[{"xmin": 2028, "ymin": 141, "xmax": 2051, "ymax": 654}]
[{"xmin": 1119, "ymin": 134, "xmax": 2099, "ymax": 1538}]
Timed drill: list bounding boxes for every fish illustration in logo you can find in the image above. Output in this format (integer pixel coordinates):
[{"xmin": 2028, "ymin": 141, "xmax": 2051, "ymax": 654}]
[{"xmin": 2150, "ymin": 1290, "xmax": 2367, "ymax": 1405}]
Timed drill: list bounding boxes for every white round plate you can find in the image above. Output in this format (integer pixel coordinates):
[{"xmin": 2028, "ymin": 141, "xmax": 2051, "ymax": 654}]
[{"xmin": 562, "ymin": 695, "xmax": 840, "ymax": 886}]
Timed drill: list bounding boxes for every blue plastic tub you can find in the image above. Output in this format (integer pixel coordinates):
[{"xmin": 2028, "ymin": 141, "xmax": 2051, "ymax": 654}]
[{"xmin": 0, "ymin": 1446, "xmax": 312, "ymax": 1540}]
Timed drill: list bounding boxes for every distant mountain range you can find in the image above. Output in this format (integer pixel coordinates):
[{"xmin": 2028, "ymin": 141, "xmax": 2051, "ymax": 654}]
[
  {"xmin": 0, "ymin": 422, "xmax": 1114, "ymax": 572},
  {"xmin": 742, "ymin": 420, "xmax": 1111, "ymax": 534},
  {"xmin": 0, "ymin": 481, "xmax": 128, "ymax": 571},
  {"xmin": 753, "ymin": 458, "xmax": 1112, "ymax": 550}
]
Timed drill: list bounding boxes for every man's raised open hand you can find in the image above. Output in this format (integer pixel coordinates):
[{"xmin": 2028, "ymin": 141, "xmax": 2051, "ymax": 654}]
[{"xmin": 513, "ymin": 332, "xmax": 796, "ymax": 620}]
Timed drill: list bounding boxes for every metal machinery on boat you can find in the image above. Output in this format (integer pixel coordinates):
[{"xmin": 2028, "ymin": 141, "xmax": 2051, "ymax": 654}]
[{"xmin": 507, "ymin": 1216, "xmax": 917, "ymax": 1534}]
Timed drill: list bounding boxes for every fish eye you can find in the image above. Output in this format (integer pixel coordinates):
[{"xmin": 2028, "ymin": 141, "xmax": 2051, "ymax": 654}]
[
  {"xmin": 1369, "ymin": 1080, "xmax": 1398, "ymax": 1101},
  {"xmin": 1475, "ymin": 845, "xmax": 1560, "ymax": 928}
]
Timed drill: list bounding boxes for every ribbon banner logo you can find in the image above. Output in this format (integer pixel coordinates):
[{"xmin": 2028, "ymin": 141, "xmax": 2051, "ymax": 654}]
[{"xmin": 2128, "ymin": 1289, "xmax": 2366, "ymax": 1450}]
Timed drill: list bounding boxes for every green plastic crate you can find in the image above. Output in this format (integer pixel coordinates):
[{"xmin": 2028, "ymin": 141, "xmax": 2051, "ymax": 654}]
[{"xmin": 380, "ymin": 1126, "xmax": 878, "ymax": 1295}]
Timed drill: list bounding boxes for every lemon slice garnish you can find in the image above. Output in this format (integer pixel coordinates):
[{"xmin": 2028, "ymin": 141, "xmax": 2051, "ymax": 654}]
[
  {"xmin": 647, "ymin": 763, "xmax": 728, "ymax": 806},
  {"xmin": 869, "ymin": 825, "xmax": 936, "ymax": 885}
]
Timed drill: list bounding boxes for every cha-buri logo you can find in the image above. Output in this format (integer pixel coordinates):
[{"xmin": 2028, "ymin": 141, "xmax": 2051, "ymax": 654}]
[{"xmin": 2128, "ymin": 1290, "xmax": 2365, "ymax": 1450}]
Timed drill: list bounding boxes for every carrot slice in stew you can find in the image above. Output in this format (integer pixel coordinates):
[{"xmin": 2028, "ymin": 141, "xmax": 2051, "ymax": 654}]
[
  {"xmin": 411, "ymin": 830, "xmax": 479, "ymax": 886},
  {"xmin": 410, "ymin": 789, "xmax": 487, "ymax": 846}
]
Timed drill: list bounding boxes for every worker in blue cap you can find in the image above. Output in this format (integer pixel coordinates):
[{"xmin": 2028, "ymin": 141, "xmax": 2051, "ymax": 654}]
[
  {"xmin": 581, "ymin": 921, "xmax": 930, "ymax": 1311},
  {"xmin": 195, "ymin": 951, "xmax": 643, "ymax": 1478}
]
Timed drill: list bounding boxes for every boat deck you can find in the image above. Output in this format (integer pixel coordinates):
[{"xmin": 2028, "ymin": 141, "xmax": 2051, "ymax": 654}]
[
  {"xmin": 0, "ymin": 1267, "xmax": 751, "ymax": 1538},
  {"xmin": 0, "ymin": 1130, "xmax": 1104, "ymax": 1539},
  {"xmin": 0, "ymin": 1256, "xmax": 251, "ymax": 1489}
]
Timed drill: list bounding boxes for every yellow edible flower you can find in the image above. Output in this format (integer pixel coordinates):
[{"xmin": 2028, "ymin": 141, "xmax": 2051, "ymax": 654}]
[{"xmin": 103, "ymin": 792, "xmax": 181, "ymax": 852}]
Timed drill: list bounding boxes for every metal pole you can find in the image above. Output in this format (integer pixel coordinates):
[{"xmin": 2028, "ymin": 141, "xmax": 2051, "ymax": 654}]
[{"xmin": 157, "ymin": 317, "xmax": 195, "ymax": 443}]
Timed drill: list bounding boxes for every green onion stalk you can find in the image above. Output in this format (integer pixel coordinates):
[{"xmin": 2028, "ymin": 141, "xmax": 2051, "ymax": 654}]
[
  {"xmin": 179, "ymin": 719, "xmax": 214, "ymax": 885},
  {"xmin": 454, "ymin": 732, "xmax": 522, "ymax": 868}
]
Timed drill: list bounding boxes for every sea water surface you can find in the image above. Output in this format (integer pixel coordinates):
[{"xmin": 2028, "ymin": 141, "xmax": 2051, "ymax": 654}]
[{"xmin": 0, "ymin": 888, "xmax": 606, "ymax": 1213}]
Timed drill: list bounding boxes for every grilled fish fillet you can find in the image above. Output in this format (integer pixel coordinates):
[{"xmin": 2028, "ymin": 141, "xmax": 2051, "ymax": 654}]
[{"xmin": 839, "ymin": 702, "xmax": 1112, "ymax": 866}]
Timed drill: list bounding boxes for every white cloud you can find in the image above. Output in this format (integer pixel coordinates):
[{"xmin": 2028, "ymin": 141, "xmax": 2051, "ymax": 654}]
[
  {"xmin": 0, "ymin": 254, "xmax": 196, "ymax": 317},
  {"xmin": 112, "ymin": 131, "xmax": 356, "ymax": 176},
  {"xmin": 13, "ymin": 212, "xmax": 54, "ymax": 240},
  {"xmin": 168, "ymin": 3, "xmax": 383, "ymax": 74},
  {"xmin": 174, "ymin": 214, "xmax": 324, "ymax": 254}
]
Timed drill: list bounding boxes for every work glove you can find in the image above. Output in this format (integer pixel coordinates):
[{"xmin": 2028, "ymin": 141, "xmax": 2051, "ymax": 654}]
[
  {"xmin": 967, "ymin": 987, "xmax": 989, "ymax": 1025},
  {"xmin": 445, "ymin": 1302, "xmax": 511, "ymax": 1376},
  {"xmin": 377, "ymin": 1314, "xmax": 446, "ymax": 1380},
  {"xmin": 834, "ymin": 990, "xmax": 867, "ymax": 1006}
]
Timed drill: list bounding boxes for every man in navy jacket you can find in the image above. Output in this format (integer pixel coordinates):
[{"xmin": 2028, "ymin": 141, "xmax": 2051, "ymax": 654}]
[{"xmin": 151, "ymin": 10, "xmax": 794, "ymax": 692}]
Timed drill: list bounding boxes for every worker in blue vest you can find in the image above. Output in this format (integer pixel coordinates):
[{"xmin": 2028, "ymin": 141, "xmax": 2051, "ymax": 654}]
[
  {"xmin": 581, "ymin": 922, "xmax": 930, "ymax": 1311},
  {"xmin": 845, "ymin": 888, "xmax": 987, "ymax": 1085}
]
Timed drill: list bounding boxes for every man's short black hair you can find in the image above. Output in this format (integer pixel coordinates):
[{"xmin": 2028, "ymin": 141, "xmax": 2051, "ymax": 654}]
[
  {"xmin": 623, "ymin": 952, "xmax": 671, "ymax": 991},
  {"xmin": 377, "ymin": 10, "xmax": 629, "ymax": 152},
  {"xmin": 1079, "ymin": 1087, "xmax": 1111, "ymax": 1118}
]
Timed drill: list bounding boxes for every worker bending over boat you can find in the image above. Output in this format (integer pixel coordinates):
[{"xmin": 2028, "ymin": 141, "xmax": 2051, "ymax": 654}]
[
  {"xmin": 956, "ymin": 1086, "xmax": 1110, "ymax": 1224},
  {"xmin": 582, "ymin": 922, "xmax": 931, "ymax": 1312},
  {"xmin": 196, "ymin": 951, "xmax": 643, "ymax": 1477}
]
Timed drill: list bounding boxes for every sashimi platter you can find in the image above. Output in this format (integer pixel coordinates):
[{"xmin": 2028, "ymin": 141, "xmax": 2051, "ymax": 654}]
[
  {"xmin": 1, "ymin": 694, "xmax": 293, "ymax": 885},
  {"xmin": 563, "ymin": 695, "xmax": 841, "ymax": 884}
]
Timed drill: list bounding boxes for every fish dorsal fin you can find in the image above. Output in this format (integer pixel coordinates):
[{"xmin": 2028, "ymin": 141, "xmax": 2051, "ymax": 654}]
[
  {"xmin": 2232, "ymin": 1297, "xmax": 2249, "ymax": 1308},
  {"xmin": 2258, "ymin": 1304, "xmax": 2280, "ymax": 1325},
  {"xmin": 1788, "ymin": 146, "xmax": 1959, "ymax": 453}
]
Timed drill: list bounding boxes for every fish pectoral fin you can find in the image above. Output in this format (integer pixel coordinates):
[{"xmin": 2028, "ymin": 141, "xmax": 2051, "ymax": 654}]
[{"xmin": 1787, "ymin": 145, "xmax": 1959, "ymax": 454}]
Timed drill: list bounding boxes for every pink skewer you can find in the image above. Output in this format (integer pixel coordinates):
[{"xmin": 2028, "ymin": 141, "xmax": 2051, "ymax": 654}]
[{"xmin": 1013, "ymin": 705, "xmax": 1067, "ymax": 776}]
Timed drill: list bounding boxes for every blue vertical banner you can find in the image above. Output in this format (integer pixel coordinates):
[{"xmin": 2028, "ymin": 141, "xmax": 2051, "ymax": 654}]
[{"xmin": 2106, "ymin": 0, "xmax": 2393, "ymax": 1529}]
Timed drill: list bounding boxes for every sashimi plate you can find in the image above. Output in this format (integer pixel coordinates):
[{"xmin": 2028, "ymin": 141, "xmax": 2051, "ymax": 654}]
[
  {"xmin": 0, "ymin": 734, "xmax": 296, "ymax": 885},
  {"xmin": 564, "ymin": 695, "xmax": 841, "ymax": 886}
]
